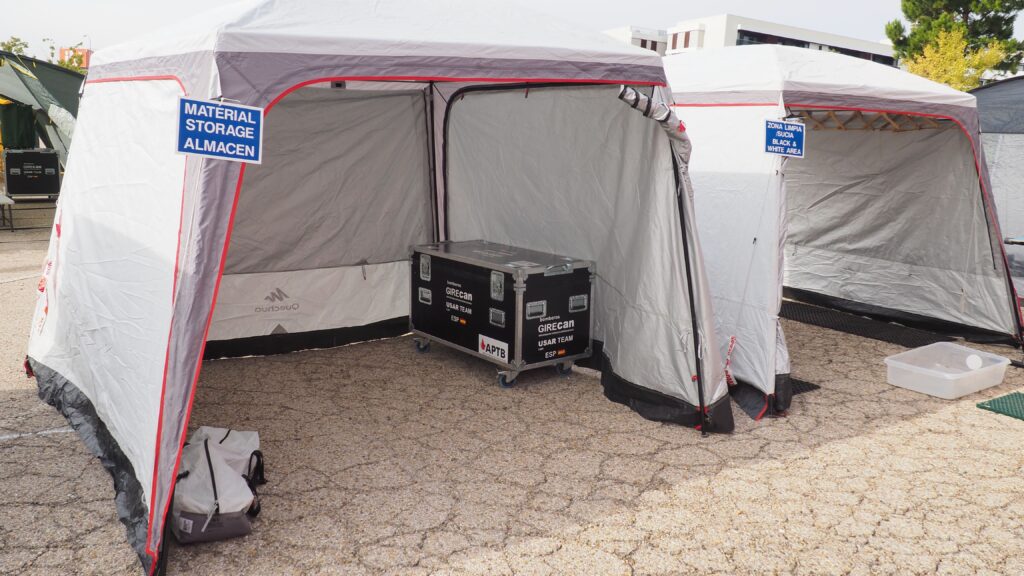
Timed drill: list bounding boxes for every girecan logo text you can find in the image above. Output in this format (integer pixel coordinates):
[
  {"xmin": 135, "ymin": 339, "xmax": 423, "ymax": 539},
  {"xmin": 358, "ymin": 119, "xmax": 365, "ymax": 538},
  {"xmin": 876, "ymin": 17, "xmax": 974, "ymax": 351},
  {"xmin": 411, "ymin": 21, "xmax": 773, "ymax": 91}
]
[{"xmin": 255, "ymin": 288, "xmax": 300, "ymax": 312}]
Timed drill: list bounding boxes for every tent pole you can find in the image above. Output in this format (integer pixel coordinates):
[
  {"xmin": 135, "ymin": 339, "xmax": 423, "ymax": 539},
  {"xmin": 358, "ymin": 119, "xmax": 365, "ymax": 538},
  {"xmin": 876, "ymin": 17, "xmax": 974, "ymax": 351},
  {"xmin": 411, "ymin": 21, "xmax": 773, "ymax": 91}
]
[
  {"xmin": 672, "ymin": 153, "xmax": 710, "ymax": 436},
  {"xmin": 425, "ymin": 82, "xmax": 440, "ymax": 242}
]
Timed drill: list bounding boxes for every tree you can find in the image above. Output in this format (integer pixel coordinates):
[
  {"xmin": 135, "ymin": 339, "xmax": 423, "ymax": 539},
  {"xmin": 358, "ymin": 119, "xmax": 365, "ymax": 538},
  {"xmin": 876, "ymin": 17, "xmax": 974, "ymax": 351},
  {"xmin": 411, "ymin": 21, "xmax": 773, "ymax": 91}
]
[
  {"xmin": 0, "ymin": 36, "xmax": 29, "ymax": 55},
  {"xmin": 42, "ymin": 38, "xmax": 87, "ymax": 74},
  {"xmin": 886, "ymin": 0, "xmax": 1024, "ymax": 72},
  {"xmin": 906, "ymin": 27, "xmax": 1005, "ymax": 90}
]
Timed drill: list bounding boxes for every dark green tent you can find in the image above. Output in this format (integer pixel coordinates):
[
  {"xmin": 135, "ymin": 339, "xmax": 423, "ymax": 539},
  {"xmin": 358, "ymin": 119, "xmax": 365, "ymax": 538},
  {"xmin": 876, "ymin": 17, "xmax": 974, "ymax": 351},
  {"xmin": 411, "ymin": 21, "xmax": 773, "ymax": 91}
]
[{"xmin": 0, "ymin": 51, "xmax": 84, "ymax": 165}]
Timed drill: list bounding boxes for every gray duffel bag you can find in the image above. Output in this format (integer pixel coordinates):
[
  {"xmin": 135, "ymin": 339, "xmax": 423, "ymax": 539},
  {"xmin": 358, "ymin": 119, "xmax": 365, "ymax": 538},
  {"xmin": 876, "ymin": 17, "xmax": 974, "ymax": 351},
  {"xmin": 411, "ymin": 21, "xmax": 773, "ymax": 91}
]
[{"xmin": 171, "ymin": 427, "xmax": 266, "ymax": 544}]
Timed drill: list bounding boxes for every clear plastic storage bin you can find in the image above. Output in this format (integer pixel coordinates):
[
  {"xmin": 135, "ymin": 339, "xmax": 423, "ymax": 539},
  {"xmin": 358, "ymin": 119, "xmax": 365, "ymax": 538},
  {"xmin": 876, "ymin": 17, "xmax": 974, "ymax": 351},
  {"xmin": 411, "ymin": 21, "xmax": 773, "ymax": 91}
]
[{"xmin": 884, "ymin": 342, "xmax": 1009, "ymax": 400}]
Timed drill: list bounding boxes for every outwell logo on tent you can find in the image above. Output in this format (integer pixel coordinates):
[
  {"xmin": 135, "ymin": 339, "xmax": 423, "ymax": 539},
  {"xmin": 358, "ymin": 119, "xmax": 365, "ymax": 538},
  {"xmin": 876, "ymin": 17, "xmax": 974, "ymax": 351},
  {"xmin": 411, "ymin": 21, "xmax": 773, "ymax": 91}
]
[{"xmin": 255, "ymin": 288, "xmax": 300, "ymax": 313}]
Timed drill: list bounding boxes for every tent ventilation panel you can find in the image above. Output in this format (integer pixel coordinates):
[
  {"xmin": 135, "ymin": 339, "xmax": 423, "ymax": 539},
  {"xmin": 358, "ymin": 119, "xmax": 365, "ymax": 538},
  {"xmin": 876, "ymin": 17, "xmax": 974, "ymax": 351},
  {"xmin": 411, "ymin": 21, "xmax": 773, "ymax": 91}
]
[{"xmin": 789, "ymin": 109, "xmax": 957, "ymax": 133}]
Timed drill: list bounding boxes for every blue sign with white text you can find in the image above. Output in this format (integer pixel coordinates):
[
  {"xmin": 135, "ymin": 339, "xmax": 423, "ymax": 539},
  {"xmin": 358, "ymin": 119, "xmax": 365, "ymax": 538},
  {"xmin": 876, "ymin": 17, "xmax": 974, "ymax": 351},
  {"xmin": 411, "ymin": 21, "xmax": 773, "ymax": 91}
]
[
  {"xmin": 177, "ymin": 98, "xmax": 263, "ymax": 164},
  {"xmin": 764, "ymin": 119, "xmax": 805, "ymax": 158}
]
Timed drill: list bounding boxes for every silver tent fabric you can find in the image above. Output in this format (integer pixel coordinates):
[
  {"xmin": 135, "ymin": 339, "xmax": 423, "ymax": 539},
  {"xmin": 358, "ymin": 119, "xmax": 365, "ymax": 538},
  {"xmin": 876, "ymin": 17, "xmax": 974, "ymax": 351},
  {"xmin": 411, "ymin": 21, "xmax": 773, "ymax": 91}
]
[
  {"xmin": 213, "ymin": 88, "xmax": 432, "ymax": 340},
  {"xmin": 785, "ymin": 127, "xmax": 1011, "ymax": 334},
  {"xmin": 982, "ymin": 132, "xmax": 1024, "ymax": 292},
  {"xmin": 25, "ymin": 1, "xmax": 725, "ymax": 571},
  {"xmin": 975, "ymin": 79, "xmax": 1024, "ymax": 294},
  {"xmin": 225, "ymin": 88, "xmax": 431, "ymax": 274},
  {"xmin": 665, "ymin": 45, "xmax": 1021, "ymax": 399},
  {"xmin": 446, "ymin": 85, "xmax": 727, "ymax": 409}
]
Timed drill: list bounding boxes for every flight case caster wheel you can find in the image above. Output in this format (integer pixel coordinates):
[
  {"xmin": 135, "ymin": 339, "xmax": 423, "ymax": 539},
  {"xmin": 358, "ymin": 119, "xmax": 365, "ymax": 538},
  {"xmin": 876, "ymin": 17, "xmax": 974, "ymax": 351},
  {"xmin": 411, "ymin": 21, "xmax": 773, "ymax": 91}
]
[
  {"xmin": 555, "ymin": 361, "xmax": 573, "ymax": 376},
  {"xmin": 414, "ymin": 339, "xmax": 430, "ymax": 353},
  {"xmin": 498, "ymin": 373, "xmax": 517, "ymax": 388}
]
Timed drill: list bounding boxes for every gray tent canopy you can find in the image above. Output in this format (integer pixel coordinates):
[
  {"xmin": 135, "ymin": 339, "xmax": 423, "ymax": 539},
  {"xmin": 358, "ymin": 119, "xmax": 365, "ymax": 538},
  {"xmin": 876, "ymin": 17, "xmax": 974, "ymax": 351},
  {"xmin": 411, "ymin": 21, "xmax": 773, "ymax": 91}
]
[
  {"xmin": 974, "ymin": 77, "xmax": 1024, "ymax": 293},
  {"xmin": 974, "ymin": 76, "xmax": 1024, "ymax": 134}
]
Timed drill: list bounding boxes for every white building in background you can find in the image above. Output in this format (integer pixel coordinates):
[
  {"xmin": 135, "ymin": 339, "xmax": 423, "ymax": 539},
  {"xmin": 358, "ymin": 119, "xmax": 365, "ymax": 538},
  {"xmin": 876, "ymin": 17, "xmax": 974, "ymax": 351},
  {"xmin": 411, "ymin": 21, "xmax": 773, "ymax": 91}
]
[
  {"xmin": 603, "ymin": 26, "xmax": 668, "ymax": 56},
  {"xmin": 605, "ymin": 14, "xmax": 896, "ymax": 66}
]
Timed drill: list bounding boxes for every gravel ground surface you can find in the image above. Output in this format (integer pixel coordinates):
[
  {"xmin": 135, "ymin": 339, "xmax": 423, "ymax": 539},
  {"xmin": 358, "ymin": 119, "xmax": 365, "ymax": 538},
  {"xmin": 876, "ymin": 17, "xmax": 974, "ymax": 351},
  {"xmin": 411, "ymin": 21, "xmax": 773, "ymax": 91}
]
[
  {"xmin": 0, "ymin": 228, "xmax": 48, "ymax": 392},
  {"xmin": 2, "ymin": 229, "xmax": 1024, "ymax": 575}
]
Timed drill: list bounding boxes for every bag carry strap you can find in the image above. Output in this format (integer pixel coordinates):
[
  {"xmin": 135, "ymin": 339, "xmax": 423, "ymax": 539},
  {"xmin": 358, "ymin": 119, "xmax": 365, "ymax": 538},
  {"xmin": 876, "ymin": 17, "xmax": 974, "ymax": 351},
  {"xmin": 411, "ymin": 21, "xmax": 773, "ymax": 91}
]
[
  {"xmin": 244, "ymin": 450, "xmax": 266, "ymax": 517},
  {"xmin": 246, "ymin": 450, "xmax": 267, "ymax": 486},
  {"xmin": 247, "ymin": 491, "xmax": 262, "ymax": 517},
  {"xmin": 201, "ymin": 439, "xmax": 220, "ymax": 532}
]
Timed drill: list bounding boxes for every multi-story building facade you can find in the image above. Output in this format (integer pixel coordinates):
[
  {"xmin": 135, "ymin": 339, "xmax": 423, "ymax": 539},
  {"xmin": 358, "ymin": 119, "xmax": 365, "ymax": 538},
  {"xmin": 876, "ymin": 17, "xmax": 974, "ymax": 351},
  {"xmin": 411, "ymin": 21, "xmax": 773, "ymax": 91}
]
[
  {"xmin": 58, "ymin": 47, "xmax": 93, "ymax": 69},
  {"xmin": 602, "ymin": 26, "xmax": 668, "ymax": 56},
  {"xmin": 606, "ymin": 14, "xmax": 896, "ymax": 66}
]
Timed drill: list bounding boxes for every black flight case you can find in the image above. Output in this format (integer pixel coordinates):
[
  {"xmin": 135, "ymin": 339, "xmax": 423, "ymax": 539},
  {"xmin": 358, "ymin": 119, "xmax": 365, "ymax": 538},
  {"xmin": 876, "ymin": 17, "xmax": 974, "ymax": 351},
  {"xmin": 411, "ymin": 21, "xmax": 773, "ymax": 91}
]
[
  {"xmin": 3, "ymin": 149, "xmax": 61, "ymax": 198},
  {"xmin": 410, "ymin": 240, "xmax": 593, "ymax": 387}
]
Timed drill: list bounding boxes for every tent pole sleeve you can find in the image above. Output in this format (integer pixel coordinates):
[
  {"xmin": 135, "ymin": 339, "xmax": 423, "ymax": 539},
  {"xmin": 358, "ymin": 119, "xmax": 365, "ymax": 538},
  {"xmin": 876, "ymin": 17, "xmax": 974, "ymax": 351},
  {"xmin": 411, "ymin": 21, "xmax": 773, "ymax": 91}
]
[
  {"xmin": 673, "ymin": 152, "xmax": 709, "ymax": 436},
  {"xmin": 617, "ymin": 85, "xmax": 710, "ymax": 433},
  {"xmin": 426, "ymin": 82, "xmax": 440, "ymax": 242}
]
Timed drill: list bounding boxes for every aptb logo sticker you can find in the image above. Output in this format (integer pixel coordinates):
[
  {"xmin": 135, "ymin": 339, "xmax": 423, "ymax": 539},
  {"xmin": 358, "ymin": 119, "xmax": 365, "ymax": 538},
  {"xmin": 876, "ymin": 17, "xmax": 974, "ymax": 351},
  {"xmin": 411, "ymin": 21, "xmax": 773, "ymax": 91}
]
[{"xmin": 479, "ymin": 334, "xmax": 508, "ymax": 361}]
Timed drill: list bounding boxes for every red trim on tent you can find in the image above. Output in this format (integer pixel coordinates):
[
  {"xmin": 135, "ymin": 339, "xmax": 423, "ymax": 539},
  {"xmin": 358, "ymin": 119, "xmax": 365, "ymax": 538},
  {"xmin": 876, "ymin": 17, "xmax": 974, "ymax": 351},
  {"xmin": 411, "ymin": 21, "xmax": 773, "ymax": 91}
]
[
  {"xmin": 264, "ymin": 75, "xmax": 664, "ymax": 110},
  {"xmin": 147, "ymin": 163, "xmax": 247, "ymax": 574},
  {"xmin": 152, "ymin": 73, "xmax": 664, "ymax": 572},
  {"xmin": 754, "ymin": 396, "xmax": 770, "ymax": 421},
  {"xmin": 82, "ymin": 73, "xmax": 190, "ymax": 571},
  {"xmin": 671, "ymin": 102, "xmax": 776, "ymax": 107},
  {"xmin": 146, "ymin": 155, "xmax": 191, "ymax": 574},
  {"xmin": 786, "ymin": 102, "xmax": 1023, "ymax": 338},
  {"xmin": 672, "ymin": 99, "xmax": 1024, "ymax": 340},
  {"xmin": 86, "ymin": 75, "xmax": 188, "ymax": 95},
  {"xmin": 172, "ymin": 159, "xmax": 187, "ymax": 301}
]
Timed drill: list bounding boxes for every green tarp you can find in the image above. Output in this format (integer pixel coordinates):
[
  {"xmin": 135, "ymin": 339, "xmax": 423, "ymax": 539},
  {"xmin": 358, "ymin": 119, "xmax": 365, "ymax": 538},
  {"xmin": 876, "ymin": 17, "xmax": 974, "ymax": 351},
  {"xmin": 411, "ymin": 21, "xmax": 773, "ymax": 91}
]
[{"xmin": 0, "ymin": 101, "xmax": 36, "ymax": 149}]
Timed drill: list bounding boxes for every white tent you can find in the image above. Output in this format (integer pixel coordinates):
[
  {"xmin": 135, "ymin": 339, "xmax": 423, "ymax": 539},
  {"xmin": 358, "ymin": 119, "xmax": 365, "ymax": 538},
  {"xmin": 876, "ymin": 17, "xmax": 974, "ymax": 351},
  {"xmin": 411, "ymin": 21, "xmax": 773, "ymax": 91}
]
[
  {"xmin": 973, "ymin": 77, "xmax": 1024, "ymax": 294},
  {"xmin": 26, "ymin": 1, "xmax": 731, "ymax": 571},
  {"xmin": 664, "ymin": 45, "xmax": 1021, "ymax": 416}
]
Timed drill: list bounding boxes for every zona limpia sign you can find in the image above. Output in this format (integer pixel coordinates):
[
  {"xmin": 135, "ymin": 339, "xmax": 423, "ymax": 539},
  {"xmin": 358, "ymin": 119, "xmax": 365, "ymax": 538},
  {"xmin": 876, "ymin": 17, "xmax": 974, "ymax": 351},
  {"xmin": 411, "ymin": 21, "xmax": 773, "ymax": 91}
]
[{"xmin": 764, "ymin": 118, "xmax": 805, "ymax": 158}]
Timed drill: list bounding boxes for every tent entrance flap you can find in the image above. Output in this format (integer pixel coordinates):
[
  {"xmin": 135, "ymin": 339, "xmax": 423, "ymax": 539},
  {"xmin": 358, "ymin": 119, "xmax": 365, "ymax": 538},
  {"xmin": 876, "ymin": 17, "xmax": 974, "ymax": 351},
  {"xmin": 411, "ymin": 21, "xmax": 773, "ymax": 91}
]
[
  {"xmin": 982, "ymin": 132, "xmax": 1024, "ymax": 296},
  {"xmin": 783, "ymin": 117, "xmax": 1016, "ymax": 337},
  {"xmin": 444, "ymin": 85, "xmax": 728, "ymax": 416},
  {"xmin": 209, "ymin": 87, "xmax": 433, "ymax": 344}
]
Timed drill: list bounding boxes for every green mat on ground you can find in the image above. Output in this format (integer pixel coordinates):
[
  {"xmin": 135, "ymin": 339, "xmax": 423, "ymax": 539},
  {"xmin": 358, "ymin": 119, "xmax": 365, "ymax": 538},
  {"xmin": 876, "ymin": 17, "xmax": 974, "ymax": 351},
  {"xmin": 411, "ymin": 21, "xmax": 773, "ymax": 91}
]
[{"xmin": 977, "ymin": 392, "xmax": 1024, "ymax": 422}]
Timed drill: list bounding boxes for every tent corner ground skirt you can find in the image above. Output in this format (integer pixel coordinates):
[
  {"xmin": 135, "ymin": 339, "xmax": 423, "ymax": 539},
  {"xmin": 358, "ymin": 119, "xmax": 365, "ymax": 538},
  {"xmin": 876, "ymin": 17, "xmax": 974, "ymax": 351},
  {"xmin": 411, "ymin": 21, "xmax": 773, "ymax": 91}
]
[
  {"xmin": 727, "ymin": 374, "xmax": 793, "ymax": 421},
  {"xmin": 783, "ymin": 288, "xmax": 1018, "ymax": 345},
  {"xmin": 28, "ymin": 357, "xmax": 153, "ymax": 572},
  {"xmin": 598, "ymin": 351, "xmax": 735, "ymax": 433}
]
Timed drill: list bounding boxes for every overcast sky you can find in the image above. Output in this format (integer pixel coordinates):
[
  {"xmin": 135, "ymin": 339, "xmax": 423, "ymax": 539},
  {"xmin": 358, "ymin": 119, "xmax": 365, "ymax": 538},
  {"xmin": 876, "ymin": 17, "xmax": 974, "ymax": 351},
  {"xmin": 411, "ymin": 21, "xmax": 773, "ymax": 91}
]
[{"xmin": 3, "ymin": 0, "xmax": 1021, "ymax": 58}]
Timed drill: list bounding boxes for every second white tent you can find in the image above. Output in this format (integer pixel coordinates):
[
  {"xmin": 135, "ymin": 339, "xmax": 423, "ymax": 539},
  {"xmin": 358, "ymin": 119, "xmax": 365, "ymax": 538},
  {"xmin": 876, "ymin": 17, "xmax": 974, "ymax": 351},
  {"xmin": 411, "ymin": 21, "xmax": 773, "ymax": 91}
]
[{"xmin": 665, "ymin": 45, "xmax": 1021, "ymax": 416}]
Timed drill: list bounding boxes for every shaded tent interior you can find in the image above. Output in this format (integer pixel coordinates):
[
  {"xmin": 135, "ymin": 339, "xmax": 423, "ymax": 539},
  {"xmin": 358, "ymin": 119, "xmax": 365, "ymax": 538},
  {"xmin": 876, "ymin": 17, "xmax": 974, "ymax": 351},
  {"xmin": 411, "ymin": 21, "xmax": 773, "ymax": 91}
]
[
  {"xmin": 973, "ymin": 76, "xmax": 1024, "ymax": 296},
  {"xmin": 203, "ymin": 80, "xmax": 730, "ymax": 430},
  {"xmin": 665, "ymin": 45, "xmax": 1021, "ymax": 418}
]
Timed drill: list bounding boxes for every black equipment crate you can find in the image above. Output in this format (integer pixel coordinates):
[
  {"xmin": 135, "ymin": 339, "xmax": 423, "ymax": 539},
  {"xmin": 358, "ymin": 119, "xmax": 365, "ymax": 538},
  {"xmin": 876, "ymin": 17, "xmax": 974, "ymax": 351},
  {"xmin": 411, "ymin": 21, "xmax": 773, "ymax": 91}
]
[
  {"xmin": 3, "ymin": 149, "xmax": 61, "ymax": 198},
  {"xmin": 410, "ymin": 240, "xmax": 593, "ymax": 387}
]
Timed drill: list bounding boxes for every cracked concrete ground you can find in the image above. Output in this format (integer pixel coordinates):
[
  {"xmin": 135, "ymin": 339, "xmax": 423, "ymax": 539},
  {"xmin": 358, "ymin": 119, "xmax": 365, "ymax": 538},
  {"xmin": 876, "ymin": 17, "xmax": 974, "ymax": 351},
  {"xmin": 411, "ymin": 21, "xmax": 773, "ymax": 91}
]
[{"xmin": 2, "ymin": 227, "xmax": 1024, "ymax": 575}]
